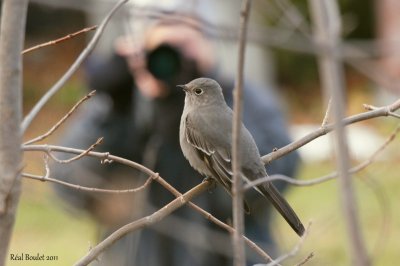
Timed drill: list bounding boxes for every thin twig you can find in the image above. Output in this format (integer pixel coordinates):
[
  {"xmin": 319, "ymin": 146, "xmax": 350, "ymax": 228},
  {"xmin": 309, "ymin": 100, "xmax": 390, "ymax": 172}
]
[
  {"xmin": 23, "ymin": 173, "xmax": 153, "ymax": 194},
  {"xmin": 23, "ymin": 144, "xmax": 273, "ymax": 263},
  {"xmin": 321, "ymin": 98, "xmax": 332, "ymax": 126},
  {"xmin": 74, "ymin": 180, "xmax": 213, "ymax": 266},
  {"xmin": 273, "ymin": 0, "xmax": 311, "ymax": 38},
  {"xmin": 27, "ymin": 153, "xmax": 154, "ymax": 194},
  {"xmin": 21, "ymin": 0, "xmax": 128, "ymax": 133},
  {"xmin": 262, "ymin": 98, "xmax": 400, "ymax": 165},
  {"xmin": 295, "ymin": 252, "xmax": 315, "ymax": 266},
  {"xmin": 247, "ymin": 123, "xmax": 400, "ymax": 188},
  {"xmin": 24, "ymin": 91, "xmax": 96, "ymax": 145},
  {"xmin": 363, "ymin": 103, "xmax": 400, "ymax": 119},
  {"xmin": 48, "ymin": 137, "xmax": 103, "ymax": 164},
  {"xmin": 232, "ymin": 1, "xmax": 252, "ymax": 265},
  {"xmin": 22, "ymin": 25, "xmax": 97, "ymax": 55},
  {"xmin": 266, "ymin": 222, "xmax": 312, "ymax": 266},
  {"xmin": 24, "ymin": 144, "xmax": 156, "ymax": 177}
]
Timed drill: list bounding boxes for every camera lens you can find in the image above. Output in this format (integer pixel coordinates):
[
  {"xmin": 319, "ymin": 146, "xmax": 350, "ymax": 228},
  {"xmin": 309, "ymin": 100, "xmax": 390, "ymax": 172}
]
[{"xmin": 146, "ymin": 44, "xmax": 182, "ymax": 81}]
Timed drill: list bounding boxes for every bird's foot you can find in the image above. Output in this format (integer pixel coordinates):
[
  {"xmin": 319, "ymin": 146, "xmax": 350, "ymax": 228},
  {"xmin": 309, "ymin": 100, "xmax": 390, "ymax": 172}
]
[{"xmin": 202, "ymin": 177, "xmax": 216, "ymax": 192}]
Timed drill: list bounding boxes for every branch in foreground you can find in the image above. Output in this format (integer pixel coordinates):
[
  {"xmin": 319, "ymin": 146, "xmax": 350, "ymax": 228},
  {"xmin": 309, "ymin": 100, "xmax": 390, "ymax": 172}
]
[
  {"xmin": 23, "ymin": 173, "xmax": 153, "ymax": 194},
  {"xmin": 321, "ymin": 98, "xmax": 332, "ymax": 127},
  {"xmin": 21, "ymin": 0, "xmax": 128, "ymax": 133},
  {"xmin": 22, "ymin": 25, "xmax": 97, "ymax": 55},
  {"xmin": 267, "ymin": 222, "xmax": 312, "ymax": 266},
  {"xmin": 24, "ymin": 101, "xmax": 400, "ymax": 263},
  {"xmin": 23, "ymin": 144, "xmax": 273, "ymax": 263},
  {"xmin": 232, "ymin": 0, "xmax": 252, "ymax": 265},
  {"xmin": 262, "ymin": 98, "xmax": 400, "ymax": 165},
  {"xmin": 74, "ymin": 180, "xmax": 213, "ymax": 266},
  {"xmin": 295, "ymin": 252, "xmax": 315, "ymax": 266},
  {"xmin": 248, "ymin": 123, "xmax": 400, "ymax": 188},
  {"xmin": 364, "ymin": 104, "xmax": 400, "ymax": 119},
  {"xmin": 48, "ymin": 137, "xmax": 103, "ymax": 164},
  {"xmin": 24, "ymin": 153, "xmax": 155, "ymax": 194},
  {"xmin": 24, "ymin": 90, "xmax": 96, "ymax": 145},
  {"xmin": 310, "ymin": 0, "xmax": 369, "ymax": 264}
]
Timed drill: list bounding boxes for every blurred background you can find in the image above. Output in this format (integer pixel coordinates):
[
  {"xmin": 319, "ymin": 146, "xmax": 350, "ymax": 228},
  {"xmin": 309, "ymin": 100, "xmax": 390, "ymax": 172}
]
[{"xmin": 8, "ymin": 0, "xmax": 400, "ymax": 265}]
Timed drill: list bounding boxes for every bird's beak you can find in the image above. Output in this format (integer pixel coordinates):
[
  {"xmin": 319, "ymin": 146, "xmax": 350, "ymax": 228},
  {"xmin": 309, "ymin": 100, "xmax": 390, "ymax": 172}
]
[{"xmin": 177, "ymin": 84, "xmax": 188, "ymax": 92}]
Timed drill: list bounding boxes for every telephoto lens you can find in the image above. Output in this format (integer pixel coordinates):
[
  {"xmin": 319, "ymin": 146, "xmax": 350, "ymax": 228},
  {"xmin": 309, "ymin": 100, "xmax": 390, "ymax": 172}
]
[{"xmin": 146, "ymin": 44, "xmax": 182, "ymax": 82}]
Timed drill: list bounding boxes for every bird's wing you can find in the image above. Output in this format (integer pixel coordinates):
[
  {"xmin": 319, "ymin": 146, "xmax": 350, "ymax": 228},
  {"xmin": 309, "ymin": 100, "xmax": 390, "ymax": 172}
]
[
  {"xmin": 185, "ymin": 112, "xmax": 233, "ymax": 191},
  {"xmin": 185, "ymin": 110, "xmax": 304, "ymax": 234},
  {"xmin": 185, "ymin": 114, "xmax": 251, "ymax": 214}
]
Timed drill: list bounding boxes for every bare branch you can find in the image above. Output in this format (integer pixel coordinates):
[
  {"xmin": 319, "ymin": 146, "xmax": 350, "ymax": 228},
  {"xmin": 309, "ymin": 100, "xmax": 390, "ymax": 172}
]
[
  {"xmin": 24, "ymin": 154, "xmax": 154, "ymax": 193},
  {"xmin": 22, "ymin": 25, "xmax": 97, "ymax": 55},
  {"xmin": 295, "ymin": 252, "xmax": 315, "ymax": 266},
  {"xmin": 21, "ymin": 0, "xmax": 128, "ymax": 133},
  {"xmin": 267, "ymin": 222, "xmax": 312, "ymax": 266},
  {"xmin": 363, "ymin": 103, "xmax": 400, "ymax": 119},
  {"xmin": 309, "ymin": 0, "xmax": 369, "ymax": 265},
  {"xmin": 22, "ymin": 173, "xmax": 153, "ymax": 194},
  {"xmin": 48, "ymin": 137, "xmax": 103, "ymax": 164},
  {"xmin": 262, "ymin": 98, "xmax": 400, "ymax": 165},
  {"xmin": 232, "ymin": 1, "xmax": 252, "ymax": 265},
  {"xmin": 247, "ymin": 123, "xmax": 399, "ymax": 188},
  {"xmin": 272, "ymin": 0, "xmax": 311, "ymax": 37},
  {"xmin": 21, "ymin": 101, "xmax": 400, "ymax": 265},
  {"xmin": 151, "ymin": 172, "xmax": 275, "ymax": 263},
  {"xmin": 24, "ymin": 90, "xmax": 96, "ymax": 145},
  {"xmin": 74, "ymin": 180, "xmax": 213, "ymax": 266},
  {"xmin": 321, "ymin": 98, "xmax": 332, "ymax": 127},
  {"xmin": 24, "ymin": 144, "xmax": 155, "ymax": 176},
  {"xmin": 23, "ymin": 144, "xmax": 274, "ymax": 263}
]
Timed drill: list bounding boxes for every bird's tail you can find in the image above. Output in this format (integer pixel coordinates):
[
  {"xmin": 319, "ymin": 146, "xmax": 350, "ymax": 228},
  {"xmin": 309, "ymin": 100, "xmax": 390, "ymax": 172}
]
[{"xmin": 259, "ymin": 183, "xmax": 305, "ymax": 236}]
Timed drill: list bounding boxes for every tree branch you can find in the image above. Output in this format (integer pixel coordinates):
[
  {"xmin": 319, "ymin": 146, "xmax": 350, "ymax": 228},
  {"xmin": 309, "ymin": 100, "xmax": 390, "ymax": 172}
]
[
  {"xmin": 74, "ymin": 180, "xmax": 213, "ymax": 266},
  {"xmin": 248, "ymin": 123, "xmax": 400, "ymax": 188},
  {"xmin": 24, "ymin": 153, "xmax": 154, "ymax": 194},
  {"xmin": 22, "ymin": 173, "xmax": 153, "ymax": 194},
  {"xmin": 48, "ymin": 137, "xmax": 103, "ymax": 164},
  {"xmin": 321, "ymin": 98, "xmax": 332, "ymax": 126},
  {"xmin": 22, "ymin": 25, "xmax": 97, "ymax": 55},
  {"xmin": 24, "ymin": 90, "xmax": 96, "ymax": 145},
  {"xmin": 261, "ymin": 98, "xmax": 400, "ymax": 165},
  {"xmin": 21, "ymin": 0, "xmax": 128, "ymax": 133},
  {"xmin": 266, "ymin": 222, "xmax": 312, "ymax": 266},
  {"xmin": 23, "ymin": 144, "xmax": 274, "ymax": 263},
  {"xmin": 232, "ymin": 1, "xmax": 252, "ymax": 265},
  {"xmin": 309, "ymin": 0, "xmax": 370, "ymax": 265}
]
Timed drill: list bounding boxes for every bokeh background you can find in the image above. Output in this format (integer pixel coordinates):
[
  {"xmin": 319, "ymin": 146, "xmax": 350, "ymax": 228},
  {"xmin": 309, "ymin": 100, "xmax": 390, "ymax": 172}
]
[{"xmin": 7, "ymin": 0, "xmax": 400, "ymax": 265}]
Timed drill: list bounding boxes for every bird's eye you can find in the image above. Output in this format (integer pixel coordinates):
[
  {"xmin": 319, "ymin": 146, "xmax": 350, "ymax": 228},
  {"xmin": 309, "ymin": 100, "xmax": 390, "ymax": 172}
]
[{"xmin": 194, "ymin": 88, "xmax": 203, "ymax": 95}]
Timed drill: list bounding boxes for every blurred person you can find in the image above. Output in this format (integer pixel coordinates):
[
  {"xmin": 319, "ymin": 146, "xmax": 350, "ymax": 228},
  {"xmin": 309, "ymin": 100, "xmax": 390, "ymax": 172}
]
[{"xmin": 52, "ymin": 20, "xmax": 299, "ymax": 265}]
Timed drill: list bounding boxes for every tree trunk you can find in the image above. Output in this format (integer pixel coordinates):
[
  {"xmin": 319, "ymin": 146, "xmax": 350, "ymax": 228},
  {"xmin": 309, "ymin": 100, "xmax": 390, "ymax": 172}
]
[{"xmin": 0, "ymin": 0, "xmax": 28, "ymax": 264}]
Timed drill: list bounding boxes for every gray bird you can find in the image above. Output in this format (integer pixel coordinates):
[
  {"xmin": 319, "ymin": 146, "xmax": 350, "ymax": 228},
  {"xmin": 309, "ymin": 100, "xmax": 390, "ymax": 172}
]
[{"xmin": 178, "ymin": 77, "xmax": 305, "ymax": 236}]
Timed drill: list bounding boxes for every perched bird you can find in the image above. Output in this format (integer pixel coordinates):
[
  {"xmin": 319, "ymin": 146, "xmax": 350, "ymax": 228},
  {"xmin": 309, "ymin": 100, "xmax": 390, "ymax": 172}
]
[{"xmin": 178, "ymin": 77, "xmax": 305, "ymax": 236}]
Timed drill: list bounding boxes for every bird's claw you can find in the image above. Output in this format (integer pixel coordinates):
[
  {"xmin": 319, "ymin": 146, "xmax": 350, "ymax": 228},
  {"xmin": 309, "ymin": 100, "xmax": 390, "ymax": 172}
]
[{"xmin": 202, "ymin": 177, "xmax": 216, "ymax": 191}]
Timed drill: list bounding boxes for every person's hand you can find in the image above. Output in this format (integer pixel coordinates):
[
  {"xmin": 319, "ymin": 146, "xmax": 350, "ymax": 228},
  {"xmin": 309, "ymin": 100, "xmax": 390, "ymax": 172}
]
[{"xmin": 114, "ymin": 23, "xmax": 215, "ymax": 99}]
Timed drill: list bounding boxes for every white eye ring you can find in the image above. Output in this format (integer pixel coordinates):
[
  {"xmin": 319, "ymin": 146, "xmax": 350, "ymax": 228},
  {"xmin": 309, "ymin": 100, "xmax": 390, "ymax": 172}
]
[{"xmin": 194, "ymin": 88, "xmax": 203, "ymax": 95}]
